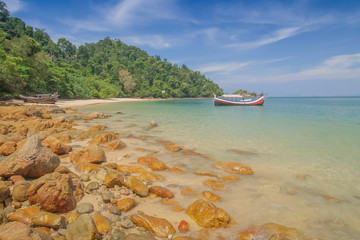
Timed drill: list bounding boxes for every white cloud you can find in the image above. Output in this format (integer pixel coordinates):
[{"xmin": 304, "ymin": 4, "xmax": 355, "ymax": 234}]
[
  {"xmin": 3, "ymin": 0, "xmax": 24, "ymax": 13},
  {"xmin": 121, "ymin": 35, "xmax": 173, "ymax": 49},
  {"xmin": 197, "ymin": 61, "xmax": 253, "ymax": 74}
]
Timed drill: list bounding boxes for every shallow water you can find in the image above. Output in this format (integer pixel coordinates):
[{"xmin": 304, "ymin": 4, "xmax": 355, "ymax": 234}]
[{"xmin": 81, "ymin": 97, "xmax": 360, "ymax": 239}]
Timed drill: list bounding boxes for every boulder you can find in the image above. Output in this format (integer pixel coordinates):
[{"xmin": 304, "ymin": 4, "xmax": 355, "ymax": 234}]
[
  {"xmin": 92, "ymin": 214, "xmax": 111, "ymax": 235},
  {"xmin": 27, "ymin": 172, "xmax": 80, "ymax": 213},
  {"xmin": 237, "ymin": 222, "xmax": 305, "ymax": 240},
  {"xmin": 89, "ymin": 132, "xmax": 120, "ymax": 145},
  {"xmin": 107, "ymin": 139, "xmax": 127, "ymax": 150},
  {"xmin": 149, "ymin": 186, "xmax": 174, "ymax": 198},
  {"xmin": 0, "ymin": 181, "xmax": 10, "ymax": 203},
  {"xmin": 65, "ymin": 214, "xmax": 99, "ymax": 240},
  {"xmin": 70, "ymin": 144, "xmax": 106, "ymax": 164},
  {"xmin": 0, "ymin": 141, "xmax": 17, "ymax": 156},
  {"xmin": 130, "ymin": 211, "xmax": 176, "ymax": 238},
  {"xmin": 42, "ymin": 136, "xmax": 67, "ymax": 155},
  {"xmin": 213, "ymin": 161, "xmax": 254, "ymax": 175},
  {"xmin": 0, "ymin": 135, "xmax": 60, "ymax": 178},
  {"xmin": 116, "ymin": 198, "xmax": 136, "ymax": 212},
  {"xmin": 104, "ymin": 172, "xmax": 125, "ymax": 188},
  {"xmin": 75, "ymin": 163, "xmax": 101, "ymax": 173},
  {"xmin": 0, "ymin": 221, "xmax": 53, "ymax": 240},
  {"xmin": 12, "ymin": 180, "xmax": 31, "ymax": 202},
  {"xmin": 185, "ymin": 199, "xmax": 233, "ymax": 228},
  {"xmin": 8, "ymin": 206, "xmax": 65, "ymax": 228},
  {"xmin": 125, "ymin": 176, "xmax": 149, "ymax": 197}
]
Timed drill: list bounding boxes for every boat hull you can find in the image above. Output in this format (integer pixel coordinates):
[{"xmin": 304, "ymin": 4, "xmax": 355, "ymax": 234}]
[{"xmin": 214, "ymin": 96, "xmax": 265, "ymax": 106}]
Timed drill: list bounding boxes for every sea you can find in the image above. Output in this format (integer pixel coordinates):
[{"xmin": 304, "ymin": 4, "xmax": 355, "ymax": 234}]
[{"xmin": 81, "ymin": 97, "xmax": 360, "ymax": 240}]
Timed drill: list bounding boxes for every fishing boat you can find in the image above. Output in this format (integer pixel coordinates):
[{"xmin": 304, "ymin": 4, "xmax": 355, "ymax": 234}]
[
  {"xmin": 213, "ymin": 94, "xmax": 265, "ymax": 106},
  {"xmin": 19, "ymin": 93, "xmax": 59, "ymax": 104}
]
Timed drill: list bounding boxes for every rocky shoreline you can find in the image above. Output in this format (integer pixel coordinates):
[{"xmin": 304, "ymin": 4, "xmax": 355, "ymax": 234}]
[{"xmin": 0, "ymin": 104, "xmax": 319, "ymax": 240}]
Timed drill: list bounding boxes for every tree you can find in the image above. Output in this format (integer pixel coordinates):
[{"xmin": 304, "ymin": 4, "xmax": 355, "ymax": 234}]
[
  {"xmin": 57, "ymin": 38, "xmax": 76, "ymax": 59},
  {"xmin": 118, "ymin": 69, "xmax": 136, "ymax": 94},
  {"xmin": 0, "ymin": 1, "xmax": 9, "ymax": 23}
]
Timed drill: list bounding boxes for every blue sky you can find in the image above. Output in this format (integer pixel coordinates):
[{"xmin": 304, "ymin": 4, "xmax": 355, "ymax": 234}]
[{"xmin": 4, "ymin": 0, "xmax": 360, "ymax": 96}]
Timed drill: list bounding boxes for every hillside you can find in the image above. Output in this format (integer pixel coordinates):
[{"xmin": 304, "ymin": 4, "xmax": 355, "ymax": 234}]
[{"xmin": 0, "ymin": 2, "xmax": 223, "ymax": 99}]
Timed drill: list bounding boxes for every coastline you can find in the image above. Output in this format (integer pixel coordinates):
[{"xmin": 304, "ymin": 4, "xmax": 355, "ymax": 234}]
[{"xmin": 56, "ymin": 98, "xmax": 152, "ymax": 108}]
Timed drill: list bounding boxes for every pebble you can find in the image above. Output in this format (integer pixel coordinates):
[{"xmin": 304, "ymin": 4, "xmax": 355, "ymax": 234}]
[
  {"xmin": 80, "ymin": 174, "xmax": 90, "ymax": 182},
  {"xmin": 101, "ymin": 191, "xmax": 114, "ymax": 203},
  {"xmin": 108, "ymin": 205, "xmax": 122, "ymax": 215},
  {"xmin": 118, "ymin": 216, "xmax": 135, "ymax": 229},
  {"xmin": 76, "ymin": 202, "xmax": 94, "ymax": 214}
]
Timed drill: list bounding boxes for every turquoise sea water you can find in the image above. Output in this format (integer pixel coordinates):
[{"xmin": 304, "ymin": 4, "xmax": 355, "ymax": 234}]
[{"xmin": 82, "ymin": 97, "xmax": 360, "ymax": 239}]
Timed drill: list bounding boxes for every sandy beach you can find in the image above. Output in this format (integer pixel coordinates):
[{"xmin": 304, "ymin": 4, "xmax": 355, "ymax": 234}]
[{"xmin": 56, "ymin": 98, "xmax": 150, "ymax": 108}]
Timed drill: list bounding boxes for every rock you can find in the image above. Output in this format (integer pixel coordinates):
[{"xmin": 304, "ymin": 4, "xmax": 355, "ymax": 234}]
[
  {"xmin": 90, "ymin": 132, "xmax": 120, "ymax": 145},
  {"xmin": 237, "ymin": 222, "xmax": 305, "ymax": 240},
  {"xmin": 107, "ymin": 139, "xmax": 127, "ymax": 150},
  {"xmin": 213, "ymin": 161, "xmax": 254, "ymax": 175},
  {"xmin": 203, "ymin": 179, "xmax": 225, "ymax": 191},
  {"xmin": 0, "ymin": 181, "xmax": 10, "ymax": 203},
  {"xmin": 168, "ymin": 167, "xmax": 185, "ymax": 173},
  {"xmin": 8, "ymin": 205, "xmax": 66, "ymax": 228},
  {"xmin": 9, "ymin": 175, "xmax": 25, "ymax": 183},
  {"xmin": 178, "ymin": 220, "xmax": 190, "ymax": 232},
  {"xmin": 76, "ymin": 202, "xmax": 94, "ymax": 214},
  {"xmin": 65, "ymin": 214, "xmax": 99, "ymax": 240},
  {"xmin": 194, "ymin": 170, "xmax": 218, "ymax": 177},
  {"xmin": 201, "ymin": 191, "xmax": 222, "ymax": 202},
  {"xmin": 148, "ymin": 120, "xmax": 158, "ymax": 129},
  {"xmin": 85, "ymin": 181, "xmax": 100, "ymax": 193},
  {"xmin": 185, "ymin": 199, "xmax": 233, "ymax": 228},
  {"xmin": 0, "ymin": 221, "xmax": 53, "ymax": 240},
  {"xmin": 92, "ymin": 214, "xmax": 112, "ymax": 235},
  {"xmin": 125, "ymin": 233, "xmax": 156, "ymax": 240},
  {"xmin": 42, "ymin": 136, "xmax": 68, "ymax": 155},
  {"xmin": 181, "ymin": 188, "xmax": 196, "ymax": 196},
  {"xmin": 130, "ymin": 211, "xmax": 176, "ymax": 238},
  {"xmin": 70, "ymin": 144, "xmax": 106, "ymax": 164},
  {"xmin": 108, "ymin": 205, "xmax": 122, "ymax": 216},
  {"xmin": 125, "ymin": 176, "xmax": 149, "ymax": 197},
  {"xmin": 138, "ymin": 171, "xmax": 165, "ymax": 182},
  {"xmin": 101, "ymin": 191, "xmax": 114, "ymax": 203},
  {"xmin": 164, "ymin": 142, "xmax": 183, "ymax": 152},
  {"xmin": 0, "ymin": 141, "xmax": 17, "ymax": 156},
  {"xmin": 75, "ymin": 163, "xmax": 102, "ymax": 173},
  {"xmin": 116, "ymin": 198, "xmax": 136, "ymax": 212},
  {"xmin": 84, "ymin": 112, "xmax": 111, "ymax": 120},
  {"xmin": 117, "ymin": 165, "xmax": 147, "ymax": 174},
  {"xmin": 54, "ymin": 166, "xmax": 73, "ymax": 174},
  {"xmin": 148, "ymin": 186, "xmax": 174, "ymax": 198},
  {"xmin": 222, "ymin": 175, "xmax": 240, "ymax": 182},
  {"xmin": 80, "ymin": 174, "xmax": 90, "ymax": 182},
  {"xmin": 87, "ymin": 125, "xmax": 107, "ymax": 132},
  {"xmin": 65, "ymin": 211, "xmax": 79, "ymax": 224},
  {"xmin": 137, "ymin": 156, "xmax": 168, "ymax": 171},
  {"xmin": 104, "ymin": 172, "xmax": 125, "ymax": 188},
  {"xmin": 12, "ymin": 180, "xmax": 31, "ymax": 202},
  {"xmin": 0, "ymin": 135, "xmax": 60, "ymax": 178},
  {"xmin": 27, "ymin": 172, "xmax": 79, "ymax": 213}
]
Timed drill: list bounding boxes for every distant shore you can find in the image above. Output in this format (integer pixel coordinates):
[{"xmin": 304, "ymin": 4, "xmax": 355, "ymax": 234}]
[{"xmin": 55, "ymin": 98, "xmax": 152, "ymax": 108}]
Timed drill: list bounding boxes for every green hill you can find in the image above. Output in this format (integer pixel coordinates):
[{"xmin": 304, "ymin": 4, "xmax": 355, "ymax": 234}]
[{"xmin": 0, "ymin": 2, "xmax": 223, "ymax": 99}]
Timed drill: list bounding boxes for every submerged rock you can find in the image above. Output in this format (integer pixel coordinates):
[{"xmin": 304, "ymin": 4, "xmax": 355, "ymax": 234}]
[
  {"xmin": 0, "ymin": 135, "xmax": 60, "ymax": 178},
  {"xmin": 213, "ymin": 161, "xmax": 254, "ymax": 175},
  {"xmin": 70, "ymin": 144, "xmax": 106, "ymax": 164},
  {"xmin": 125, "ymin": 176, "xmax": 149, "ymax": 197},
  {"xmin": 148, "ymin": 186, "xmax": 174, "ymax": 198}
]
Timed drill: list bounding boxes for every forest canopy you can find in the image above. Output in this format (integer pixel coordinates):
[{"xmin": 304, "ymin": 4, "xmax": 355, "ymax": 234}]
[{"xmin": 0, "ymin": 2, "xmax": 223, "ymax": 99}]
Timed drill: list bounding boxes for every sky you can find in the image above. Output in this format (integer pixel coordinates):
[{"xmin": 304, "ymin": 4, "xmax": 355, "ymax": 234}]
[{"xmin": 3, "ymin": 0, "xmax": 360, "ymax": 96}]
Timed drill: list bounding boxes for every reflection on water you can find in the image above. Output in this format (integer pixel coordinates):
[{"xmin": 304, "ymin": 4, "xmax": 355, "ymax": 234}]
[{"xmin": 81, "ymin": 97, "xmax": 360, "ymax": 240}]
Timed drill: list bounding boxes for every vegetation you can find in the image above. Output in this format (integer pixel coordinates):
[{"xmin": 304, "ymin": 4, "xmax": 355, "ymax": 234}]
[
  {"xmin": 233, "ymin": 89, "xmax": 260, "ymax": 97},
  {"xmin": 0, "ymin": 2, "xmax": 223, "ymax": 99}
]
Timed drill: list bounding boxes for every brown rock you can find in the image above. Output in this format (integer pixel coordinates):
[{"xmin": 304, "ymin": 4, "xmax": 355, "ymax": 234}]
[
  {"xmin": 125, "ymin": 233, "xmax": 156, "ymax": 240},
  {"xmin": 194, "ymin": 170, "xmax": 218, "ymax": 177},
  {"xmin": 213, "ymin": 161, "xmax": 254, "ymax": 175},
  {"xmin": 149, "ymin": 186, "xmax": 174, "ymax": 198},
  {"xmin": 125, "ymin": 176, "xmax": 149, "ymax": 197},
  {"xmin": 42, "ymin": 136, "xmax": 67, "ymax": 155},
  {"xmin": 137, "ymin": 156, "xmax": 168, "ymax": 171},
  {"xmin": 54, "ymin": 166, "xmax": 72, "ymax": 174},
  {"xmin": 181, "ymin": 188, "xmax": 196, "ymax": 196},
  {"xmin": 168, "ymin": 167, "xmax": 185, "ymax": 173},
  {"xmin": 0, "ymin": 141, "xmax": 16, "ymax": 156},
  {"xmin": 185, "ymin": 199, "xmax": 233, "ymax": 228},
  {"xmin": 12, "ymin": 180, "xmax": 31, "ymax": 202},
  {"xmin": 87, "ymin": 125, "xmax": 107, "ymax": 132},
  {"xmin": 222, "ymin": 176, "xmax": 240, "ymax": 182},
  {"xmin": 104, "ymin": 172, "xmax": 125, "ymax": 188},
  {"xmin": 0, "ymin": 135, "xmax": 60, "ymax": 178},
  {"xmin": 65, "ymin": 214, "xmax": 99, "ymax": 240},
  {"xmin": 84, "ymin": 112, "xmax": 111, "ymax": 120},
  {"xmin": 8, "ymin": 205, "xmax": 65, "ymax": 228},
  {"xmin": 0, "ymin": 181, "xmax": 10, "ymax": 203},
  {"xmin": 89, "ymin": 132, "xmax": 120, "ymax": 145},
  {"xmin": 178, "ymin": 220, "xmax": 190, "ymax": 232},
  {"xmin": 9, "ymin": 175, "xmax": 25, "ymax": 183},
  {"xmin": 201, "ymin": 191, "xmax": 222, "ymax": 202},
  {"xmin": 64, "ymin": 211, "xmax": 79, "ymax": 224},
  {"xmin": 0, "ymin": 221, "xmax": 53, "ymax": 240},
  {"xmin": 75, "ymin": 163, "xmax": 101, "ymax": 173},
  {"xmin": 92, "ymin": 214, "xmax": 111, "ymax": 234},
  {"xmin": 70, "ymin": 144, "xmax": 106, "ymax": 164},
  {"xmin": 107, "ymin": 139, "xmax": 127, "ymax": 150},
  {"xmin": 164, "ymin": 142, "xmax": 183, "ymax": 152},
  {"xmin": 237, "ymin": 222, "xmax": 305, "ymax": 240},
  {"xmin": 117, "ymin": 165, "xmax": 147, "ymax": 174},
  {"xmin": 130, "ymin": 211, "xmax": 176, "ymax": 238},
  {"xmin": 27, "ymin": 172, "xmax": 79, "ymax": 213},
  {"xmin": 138, "ymin": 171, "xmax": 165, "ymax": 182},
  {"xmin": 203, "ymin": 179, "xmax": 226, "ymax": 190},
  {"xmin": 116, "ymin": 198, "xmax": 136, "ymax": 212}
]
